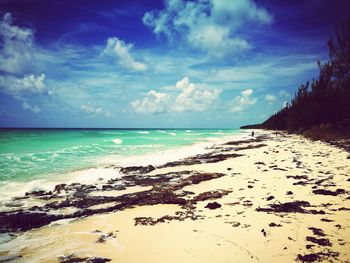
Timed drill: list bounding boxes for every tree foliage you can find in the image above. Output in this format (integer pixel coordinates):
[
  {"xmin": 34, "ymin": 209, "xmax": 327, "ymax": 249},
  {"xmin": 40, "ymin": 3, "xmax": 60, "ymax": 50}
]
[{"xmin": 261, "ymin": 20, "xmax": 350, "ymax": 132}]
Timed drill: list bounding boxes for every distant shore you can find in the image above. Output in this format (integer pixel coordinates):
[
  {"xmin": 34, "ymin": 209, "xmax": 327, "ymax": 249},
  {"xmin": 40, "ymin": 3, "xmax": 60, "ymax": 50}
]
[{"xmin": 1, "ymin": 130, "xmax": 350, "ymax": 262}]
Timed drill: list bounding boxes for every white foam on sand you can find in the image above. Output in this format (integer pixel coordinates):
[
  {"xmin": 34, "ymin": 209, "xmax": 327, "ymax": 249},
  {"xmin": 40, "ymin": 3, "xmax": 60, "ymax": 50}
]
[
  {"xmin": 0, "ymin": 167, "xmax": 121, "ymax": 211},
  {"xmin": 0, "ymin": 179, "xmax": 58, "ymax": 211}
]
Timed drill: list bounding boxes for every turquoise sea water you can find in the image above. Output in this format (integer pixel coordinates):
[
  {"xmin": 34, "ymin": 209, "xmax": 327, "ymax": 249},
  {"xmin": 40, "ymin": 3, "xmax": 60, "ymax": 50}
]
[{"xmin": 0, "ymin": 128, "xmax": 241, "ymax": 183}]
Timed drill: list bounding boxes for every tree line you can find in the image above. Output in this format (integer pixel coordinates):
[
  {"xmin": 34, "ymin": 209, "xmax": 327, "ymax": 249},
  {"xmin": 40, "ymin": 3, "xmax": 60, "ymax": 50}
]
[{"xmin": 243, "ymin": 20, "xmax": 350, "ymax": 134}]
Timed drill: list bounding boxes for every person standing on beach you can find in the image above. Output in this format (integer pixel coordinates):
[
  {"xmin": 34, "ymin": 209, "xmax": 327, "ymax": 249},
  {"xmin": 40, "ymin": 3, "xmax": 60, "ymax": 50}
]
[{"xmin": 251, "ymin": 131, "xmax": 254, "ymax": 137}]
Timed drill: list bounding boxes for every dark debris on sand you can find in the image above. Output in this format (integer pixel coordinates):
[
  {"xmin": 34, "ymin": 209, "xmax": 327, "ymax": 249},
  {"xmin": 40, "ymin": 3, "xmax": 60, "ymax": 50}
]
[
  {"xmin": 205, "ymin": 202, "xmax": 222, "ymax": 210},
  {"xmin": 297, "ymin": 253, "xmax": 320, "ymax": 262},
  {"xmin": 306, "ymin": 236, "xmax": 332, "ymax": 246},
  {"xmin": 134, "ymin": 206, "xmax": 204, "ymax": 226},
  {"xmin": 269, "ymin": 222, "xmax": 282, "ymax": 227},
  {"xmin": 158, "ymin": 152, "xmax": 243, "ymax": 168},
  {"xmin": 119, "ymin": 165, "xmax": 155, "ymax": 175},
  {"xmin": 192, "ymin": 190, "xmax": 232, "ymax": 202},
  {"xmin": 308, "ymin": 227, "xmax": 325, "ymax": 237},
  {"xmin": 312, "ymin": 189, "xmax": 345, "ymax": 196},
  {"xmin": 58, "ymin": 254, "xmax": 111, "ymax": 263},
  {"xmin": 0, "ymin": 170, "xmax": 227, "ymax": 232},
  {"xmin": 95, "ymin": 232, "xmax": 116, "ymax": 244},
  {"xmin": 297, "ymin": 250, "xmax": 340, "ymax": 262},
  {"xmin": 256, "ymin": 201, "xmax": 325, "ymax": 214}
]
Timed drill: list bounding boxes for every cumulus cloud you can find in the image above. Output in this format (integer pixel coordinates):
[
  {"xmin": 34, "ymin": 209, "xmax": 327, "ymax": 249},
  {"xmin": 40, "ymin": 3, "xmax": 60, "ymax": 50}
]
[
  {"xmin": 0, "ymin": 12, "xmax": 35, "ymax": 74},
  {"xmin": 104, "ymin": 37, "xmax": 147, "ymax": 72},
  {"xmin": 230, "ymin": 88, "xmax": 257, "ymax": 112},
  {"xmin": 143, "ymin": 0, "xmax": 272, "ymax": 57},
  {"xmin": 173, "ymin": 77, "xmax": 221, "ymax": 112},
  {"xmin": 81, "ymin": 103, "xmax": 112, "ymax": 117},
  {"xmin": 131, "ymin": 77, "xmax": 221, "ymax": 113},
  {"xmin": 131, "ymin": 90, "xmax": 170, "ymax": 113},
  {"xmin": 265, "ymin": 94, "xmax": 277, "ymax": 104}
]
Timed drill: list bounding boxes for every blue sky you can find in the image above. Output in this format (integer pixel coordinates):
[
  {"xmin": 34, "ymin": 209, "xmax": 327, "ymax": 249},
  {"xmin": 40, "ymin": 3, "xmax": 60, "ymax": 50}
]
[{"xmin": 0, "ymin": 0, "xmax": 349, "ymax": 128}]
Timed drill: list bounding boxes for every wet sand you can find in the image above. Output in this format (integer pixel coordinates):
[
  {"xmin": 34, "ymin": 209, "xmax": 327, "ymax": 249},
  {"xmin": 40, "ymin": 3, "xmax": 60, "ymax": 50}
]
[{"xmin": 1, "ymin": 131, "xmax": 350, "ymax": 262}]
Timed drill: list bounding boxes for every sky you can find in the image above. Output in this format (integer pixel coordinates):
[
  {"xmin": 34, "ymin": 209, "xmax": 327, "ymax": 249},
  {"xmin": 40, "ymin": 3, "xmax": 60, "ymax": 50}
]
[{"xmin": 0, "ymin": 0, "xmax": 349, "ymax": 128}]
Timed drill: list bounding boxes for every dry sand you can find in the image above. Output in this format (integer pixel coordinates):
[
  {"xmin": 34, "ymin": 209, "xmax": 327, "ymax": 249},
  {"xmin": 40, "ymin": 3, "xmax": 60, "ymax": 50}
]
[{"xmin": 1, "ymin": 131, "xmax": 350, "ymax": 262}]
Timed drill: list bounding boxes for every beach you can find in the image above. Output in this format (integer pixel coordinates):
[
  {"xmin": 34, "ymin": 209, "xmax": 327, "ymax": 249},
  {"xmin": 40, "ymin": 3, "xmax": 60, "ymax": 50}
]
[{"xmin": 1, "ymin": 130, "xmax": 350, "ymax": 262}]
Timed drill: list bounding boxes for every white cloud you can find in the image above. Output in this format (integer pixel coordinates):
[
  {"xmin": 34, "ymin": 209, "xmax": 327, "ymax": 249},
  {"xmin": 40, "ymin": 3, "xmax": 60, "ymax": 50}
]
[
  {"xmin": 265, "ymin": 94, "xmax": 277, "ymax": 103},
  {"xmin": 22, "ymin": 102, "xmax": 41, "ymax": 113},
  {"xmin": 241, "ymin": 89, "xmax": 253, "ymax": 96},
  {"xmin": 0, "ymin": 12, "xmax": 35, "ymax": 74},
  {"xmin": 211, "ymin": 0, "xmax": 272, "ymax": 25},
  {"xmin": 187, "ymin": 23, "xmax": 251, "ymax": 58},
  {"xmin": 143, "ymin": 0, "xmax": 272, "ymax": 57},
  {"xmin": 131, "ymin": 77, "xmax": 221, "ymax": 113},
  {"xmin": 0, "ymin": 74, "xmax": 46, "ymax": 98},
  {"xmin": 81, "ymin": 103, "xmax": 112, "ymax": 117},
  {"xmin": 131, "ymin": 90, "xmax": 170, "ymax": 113},
  {"xmin": 104, "ymin": 37, "xmax": 147, "ymax": 72},
  {"xmin": 173, "ymin": 77, "xmax": 221, "ymax": 112},
  {"xmin": 230, "ymin": 88, "xmax": 257, "ymax": 112},
  {"xmin": 0, "ymin": 13, "xmax": 50, "ymax": 113}
]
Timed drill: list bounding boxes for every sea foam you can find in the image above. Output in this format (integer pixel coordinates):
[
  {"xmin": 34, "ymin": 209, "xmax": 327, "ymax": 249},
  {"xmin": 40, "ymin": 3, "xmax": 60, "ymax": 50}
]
[
  {"xmin": 112, "ymin": 138, "xmax": 123, "ymax": 144},
  {"xmin": 137, "ymin": 131, "xmax": 149, "ymax": 134}
]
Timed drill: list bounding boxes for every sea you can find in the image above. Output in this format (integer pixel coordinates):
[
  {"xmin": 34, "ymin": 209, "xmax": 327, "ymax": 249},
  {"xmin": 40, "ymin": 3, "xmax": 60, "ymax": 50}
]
[{"xmin": 0, "ymin": 128, "xmax": 247, "ymax": 207}]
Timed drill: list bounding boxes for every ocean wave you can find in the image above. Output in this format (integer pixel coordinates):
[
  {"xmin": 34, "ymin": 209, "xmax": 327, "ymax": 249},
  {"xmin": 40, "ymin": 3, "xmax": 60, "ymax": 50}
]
[
  {"xmin": 125, "ymin": 144, "xmax": 163, "ymax": 149},
  {"xmin": 112, "ymin": 138, "xmax": 123, "ymax": 144},
  {"xmin": 157, "ymin": 130, "xmax": 176, "ymax": 136},
  {"xmin": 137, "ymin": 131, "xmax": 149, "ymax": 134},
  {"xmin": 100, "ymin": 131, "xmax": 125, "ymax": 135},
  {"xmin": 185, "ymin": 130, "xmax": 192, "ymax": 133}
]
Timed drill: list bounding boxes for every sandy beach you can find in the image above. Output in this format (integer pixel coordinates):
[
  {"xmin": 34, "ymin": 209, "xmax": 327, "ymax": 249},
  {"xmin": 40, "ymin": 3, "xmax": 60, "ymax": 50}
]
[{"xmin": 1, "ymin": 130, "xmax": 350, "ymax": 262}]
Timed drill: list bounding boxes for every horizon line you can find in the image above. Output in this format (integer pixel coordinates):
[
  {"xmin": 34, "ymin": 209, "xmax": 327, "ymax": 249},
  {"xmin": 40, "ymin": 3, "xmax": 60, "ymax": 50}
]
[{"xmin": 0, "ymin": 127, "xmax": 241, "ymax": 130}]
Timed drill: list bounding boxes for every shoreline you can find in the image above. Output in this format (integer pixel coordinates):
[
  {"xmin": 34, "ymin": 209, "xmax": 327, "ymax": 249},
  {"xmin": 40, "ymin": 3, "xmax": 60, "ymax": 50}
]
[
  {"xmin": 1, "ymin": 130, "xmax": 350, "ymax": 262},
  {"xmin": 0, "ymin": 130, "xmax": 249, "ymax": 210}
]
